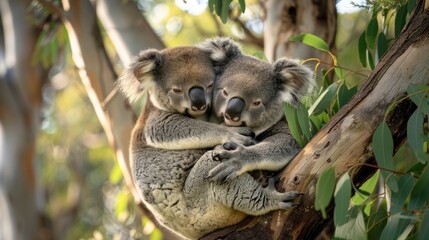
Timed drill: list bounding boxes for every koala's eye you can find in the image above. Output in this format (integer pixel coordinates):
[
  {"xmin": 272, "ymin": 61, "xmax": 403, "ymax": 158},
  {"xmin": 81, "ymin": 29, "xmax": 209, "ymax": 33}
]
[
  {"xmin": 253, "ymin": 100, "xmax": 262, "ymax": 106},
  {"xmin": 222, "ymin": 89, "xmax": 228, "ymax": 96},
  {"xmin": 207, "ymin": 82, "xmax": 214, "ymax": 88},
  {"xmin": 172, "ymin": 88, "xmax": 182, "ymax": 93}
]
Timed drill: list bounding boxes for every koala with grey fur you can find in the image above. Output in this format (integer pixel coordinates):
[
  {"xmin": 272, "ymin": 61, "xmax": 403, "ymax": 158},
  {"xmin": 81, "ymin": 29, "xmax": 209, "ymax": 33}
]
[{"xmin": 117, "ymin": 39, "xmax": 314, "ymax": 239}]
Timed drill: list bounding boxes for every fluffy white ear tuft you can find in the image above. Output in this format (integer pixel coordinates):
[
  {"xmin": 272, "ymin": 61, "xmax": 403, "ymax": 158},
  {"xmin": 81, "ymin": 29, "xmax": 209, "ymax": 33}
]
[
  {"xmin": 273, "ymin": 58, "xmax": 315, "ymax": 106},
  {"xmin": 116, "ymin": 49, "xmax": 162, "ymax": 102},
  {"xmin": 198, "ymin": 37, "xmax": 242, "ymax": 66}
]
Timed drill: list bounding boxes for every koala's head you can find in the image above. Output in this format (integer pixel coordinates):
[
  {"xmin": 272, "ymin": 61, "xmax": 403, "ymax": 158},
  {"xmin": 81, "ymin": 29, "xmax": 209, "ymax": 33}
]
[
  {"xmin": 200, "ymin": 38, "xmax": 315, "ymax": 135},
  {"xmin": 116, "ymin": 46, "xmax": 216, "ymax": 117}
]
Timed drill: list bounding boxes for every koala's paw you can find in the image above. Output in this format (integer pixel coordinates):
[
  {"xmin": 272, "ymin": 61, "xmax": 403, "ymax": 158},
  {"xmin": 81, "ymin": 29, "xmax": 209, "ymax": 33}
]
[
  {"xmin": 228, "ymin": 127, "xmax": 256, "ymax": 147},
  {"xmin": 206, "ymin": 157, "xmax": 244, "ymax": 182},
  {"xmin": 267, "ymin": 178, "xmax": 303, "ymax": 209}
]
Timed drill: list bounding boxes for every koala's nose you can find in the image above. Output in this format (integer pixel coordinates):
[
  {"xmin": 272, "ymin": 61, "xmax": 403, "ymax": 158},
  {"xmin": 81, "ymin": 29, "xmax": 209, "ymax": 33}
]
[
  {"xmin": 189, "ymin": 87, "xmax": 207, "ymax": 111},
  {"xmin": 225, "ymin": 97, "xmax": 245, "ymax": 122}
]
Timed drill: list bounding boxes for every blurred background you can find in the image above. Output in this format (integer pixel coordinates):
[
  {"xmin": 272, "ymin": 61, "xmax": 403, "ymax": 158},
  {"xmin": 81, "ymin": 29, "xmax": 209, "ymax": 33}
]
[{"xmin": 0, "ymin": 0, "xmax": 375, "ymax": 239}]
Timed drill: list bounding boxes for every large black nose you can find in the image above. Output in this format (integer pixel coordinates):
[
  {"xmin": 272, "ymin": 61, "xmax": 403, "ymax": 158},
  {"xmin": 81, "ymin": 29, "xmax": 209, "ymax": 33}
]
[
  {"xmin": 225, "ymin": 97, "xmax": 245, "ymax": 121},
  {"xmin": 189, "ymin": 87, "xmax": 207, "ymax": 111}
]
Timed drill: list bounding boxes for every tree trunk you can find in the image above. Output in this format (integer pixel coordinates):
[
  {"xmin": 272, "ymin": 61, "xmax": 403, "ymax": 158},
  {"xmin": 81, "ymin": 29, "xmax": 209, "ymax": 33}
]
[
  {"xmin": 263, "ymin": 0, "xmax": 336, "ymax": 66},
  {"xmin": 38, "ymin": 0, "xmax": 163, "ymax": 203},
  {"xmin": 95, "ymin": 0, "xmax": 165, "ymax": 66},
  {"xmin": 0, "ymin": 0, "xmax": 47, "ymax": 239},
  {"xmin": 204, "ymin": 0, "xmax": 429, "ymax": 239}
]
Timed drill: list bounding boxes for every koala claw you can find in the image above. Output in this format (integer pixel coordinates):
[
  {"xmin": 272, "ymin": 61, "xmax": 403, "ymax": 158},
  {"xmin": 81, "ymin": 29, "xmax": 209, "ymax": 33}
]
[{"xmin": 206, "ymin": 161, "xmax": 242, "ymax": 182}]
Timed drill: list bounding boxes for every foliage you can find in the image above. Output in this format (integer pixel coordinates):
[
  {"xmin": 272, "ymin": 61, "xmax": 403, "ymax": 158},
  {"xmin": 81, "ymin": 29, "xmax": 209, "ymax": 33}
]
[{"xmin": 307, "ymin": 1, "xmax": 429, "ymax": 239}]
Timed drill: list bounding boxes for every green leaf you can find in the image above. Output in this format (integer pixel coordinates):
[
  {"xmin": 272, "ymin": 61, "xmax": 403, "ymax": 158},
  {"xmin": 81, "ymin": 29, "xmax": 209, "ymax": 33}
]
[
  {"xmin": 315, "ymin": 167, "xmax": 335, "ymax": 219},
  {"xmin": 368, "ymin": 50, "xmax": 375, "ymax": 70},
  {"xmin": 238, "ymin": 0, "xmax": 246, "ymax": 13},
  {"xmin": 308, "ymin": 83, "xmax": 339, "ymax": 116},
  {"xmin": 284, "ymin": 103, "xmax": 305, "ymax": 147},
  {"xmin": 408, "ymin": 164, "xmax": 429, "ymax": 210},
  {"xmin": 215, "ymin": 0, "xmax": 222, "ymax": 16},
  {"xmin": 334, "ymin": 173, "xmax": 351, "ymax": 226},
  {"xmin": 368, "ymin": 201, "xmax": 388, "ymax": 240},
  {"xmin": 208, "ymin": 0, "xmax": 215, "ymax": 13},
  {"xmin": 358, "ymin": 31, "xmax": 367, "ymax": 68},
  {"xmin": 380, "ymin": 212, "xmax": 415, "ymax": 240},
  {"xmin": 334, "ymin": 67, "xmax": 344, "ymax": 80},
  {"xmin": 408, "ymin": 0, "xmax": 416, "ymax": 13},
  {"xmin": 417, "ymin": 210, "xmax": 429, "ymax": 240},
  {"xmin": 335, "ymin": 207, "xmax": 367, "ymax": 239},
  {"xmin": 373, "ymin": 122, "xmax": 398, "ymax": 192},
  {"xmin": 395, "ymin": 5, "xmax": 408, "ymax": 38},
  {"xmin": 366, "ymin": 18, "xmax": 378, "ymax": 49},
  {"xmin": 220, "ymin": 0, "xmax": 231, "ymax": 23},
  {"xmin": 290, "ymin": 33, "xmax": 329, "ymax": 52},
  {"xmin": 351, "ymin": 170, "xmax": 379, "ymax": 205},
  {"xmin": 407, "ymin": 110, "xmax": 428, "ymax": 164},
  {"xmin": 377, "ymin": 31, "xmax": 388, "ymax": 59},
  {"xmin": 296, "ymin": 103, "xmax": 312, "ymax": 142},
  {"xmin": 390, "ymin": 173, "xmax": 415, "ymax": 214},
  {"xmin": 407, "ymin": 84, "xmax": 429, "ymax": 114},
  {"xmin": 338, "ymin": 84, "xmax": 357, "ymax": 109},
  {"xmin": 373, "ymin": 122, "xmax": 394, "ymax": 171}
]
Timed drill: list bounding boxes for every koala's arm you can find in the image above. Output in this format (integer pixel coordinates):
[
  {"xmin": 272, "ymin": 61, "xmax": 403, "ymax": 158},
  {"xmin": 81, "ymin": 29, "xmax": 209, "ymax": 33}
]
[
  {"xmin": 144, "ymin": 108, "xmax": 254, "ymax": 150},
  {"xmin": 207, "ymin": 120, "xmax": 300, "ymax": 182}
]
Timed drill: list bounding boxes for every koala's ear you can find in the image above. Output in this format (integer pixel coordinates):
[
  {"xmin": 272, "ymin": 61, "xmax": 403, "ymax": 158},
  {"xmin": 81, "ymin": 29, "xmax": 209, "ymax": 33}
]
[
  {"xmin": 198, "ymin": 37, "xmax": 242, "ymax": 65},
  {"xmin": 116, "ymin": 49, "xmax": 162, "ymax": 102},
  {"xmin": 274, "ymin": 58, "xmax": 315, "ymax": 106}
]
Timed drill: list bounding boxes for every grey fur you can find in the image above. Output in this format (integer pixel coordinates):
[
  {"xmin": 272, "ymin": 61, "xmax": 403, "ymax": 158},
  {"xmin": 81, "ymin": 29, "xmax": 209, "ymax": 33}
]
[{"xmin": 122, "ymin": 39, "xmax": 314, "ymax": 239}]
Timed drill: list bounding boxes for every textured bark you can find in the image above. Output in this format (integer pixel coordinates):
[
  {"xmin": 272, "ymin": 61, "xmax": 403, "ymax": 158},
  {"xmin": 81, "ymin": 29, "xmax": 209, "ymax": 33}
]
[
  {"xmin": 0, "ymin": 0, "xmax": 47, "ymax": 239},
  {"xmin": 263, "ymin": 0, "xmax": 336, "ymax": 66},
  {"xmin": 203, "ymin": 0, "xmax": 429, "ymax": 239}
]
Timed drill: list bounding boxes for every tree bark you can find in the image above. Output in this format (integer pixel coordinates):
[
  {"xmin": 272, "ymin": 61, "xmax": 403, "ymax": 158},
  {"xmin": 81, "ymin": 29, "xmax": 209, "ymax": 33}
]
[
  {"xmin": 37, "ymin": 0, "xmax": 165, "ymax": 204},
  {"xmin": 95, "ymin": 0, "xmax": 165, "ymax": 66},
  {"xmin": 204, "ymin": 0, "xmax": 429, "ymax": 239},
  {"xmin": 263, "ymin": 0, "xmax": 336, "ymax": 69},
  {"xmin": 0, "ymin": 0, "xmax": 47, "ymax": 239}
]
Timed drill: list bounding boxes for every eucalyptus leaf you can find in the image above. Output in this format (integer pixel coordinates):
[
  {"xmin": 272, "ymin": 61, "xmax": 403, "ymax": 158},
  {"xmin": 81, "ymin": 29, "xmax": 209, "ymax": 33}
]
[
  {"xmin": 407, "ymin": 110, "xmax": 428, "ymax": 164},
  {"xmin": 290, "ymin": 33, "xmax": 329, "ymax": 52},
  {"xmin": 334, "ymin": 173, "xmax": 351, "ymax": 226},
  {"xmin": 380, "ymin": 212, "xmax": 415, "ymax": 240},
  {"xmin": 284, "ymin": 103, "xmax": 305, "ymax": 147},
  {"xmin": 377, "ymin": 31, "xmax": 388, "ymax": 59},
  {"xmin": 220, "ymin": 0, "xmax": 231, "ymax": 23},
  {"xmin": 395, "ymin": 5, "xmax": 408, "ymax": 38},
  {"xmin": 351, "ymin": 170, "xmax": 379, "ymax": 205},
  {"xmin": 308, "ymin": 83, "xmax": 339, "ymax": 116},
  {"xmin": 373, "ymin": 122, "xmax": 394, "ymax": 171},
  {"xmin": 368, "ymin": 50, "xmax": 375, "ymax": 70},
  {"xmin": 408, "ymin": 164, "xmax": 429, "ymax": 210},
  {"xmin": 215, "ymin": 0, "xmax": 222, "ymax": 16},
  {"xmin": 238, "ymin": 0, "xmax": 246, "ymax": 13},
  {"xmin": 296, "ymin": 103, "xmax": 312, "ymax": 142},
  {"xmin": 366, "ymin": 18, "xmax": 378, "ymax": 49},
  {"xmin": 390, "ymin": 173, "xmax": 415, "ymax": 214},
  {"xmin": 358, "ymin": 31, "xmax": 367, "ymax": 67},
  {"xmin": 315, "ymin": 167, "xmax": 335, "ymax": 219},
  {"xmin": 338, "ymin": 83, "xmax": 357, "ymax": 109},
  {"xmin": 368, "ymin": 201, "xmax": 387, "ymax": 240},
  {"xmin": 335, "ymin": 207, "xmax": 367, "ymax": 240}
]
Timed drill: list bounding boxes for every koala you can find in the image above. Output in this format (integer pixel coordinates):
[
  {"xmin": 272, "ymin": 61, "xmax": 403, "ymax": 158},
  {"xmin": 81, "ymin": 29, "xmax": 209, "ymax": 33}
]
[
  {"xmin": 119, "ymin": 41, "xmax": 313, "ymax": 239},
  {"xmin": 116, "ymin": 46, "xmax": 255, "ymax": 151},
  {"xmin": 200, "ymin": 38, "xmax": 315, "ymax": 182}
]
